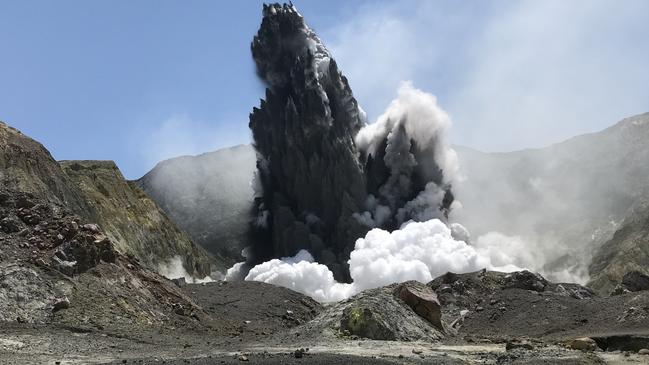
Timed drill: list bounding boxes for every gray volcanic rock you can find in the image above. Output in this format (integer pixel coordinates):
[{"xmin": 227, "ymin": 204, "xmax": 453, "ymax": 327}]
[
  {"xmin": 248, "ymin": 3, "xmax": 369, "ymax": 280},
  {"xmin": 298, "ymin": 282, "xmax": 445, "ymax": 342},
  {"xmin": 0, "ymin": 122, "xmax": 93, "ymax": 218},
  {"xmin": 0, "ymin": 121, "xmax": 214, "ymax": 279},
  {"xmin": 60, "ymin": 160, "xmax": 215, "ymax": 278},
  {"xmin": 622, "ymin": 271, "xmax": 649, "ymax": 292}
]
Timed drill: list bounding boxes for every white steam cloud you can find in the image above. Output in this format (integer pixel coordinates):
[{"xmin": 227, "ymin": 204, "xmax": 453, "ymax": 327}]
[
  {"xmin": 245, "ymin": 219, "xmax": 523, "ymax": 302},
  {"xmin": 356, "ymin": 81, "xmax": 458, "ymax": 183},
  {"xmin": 354, "ymin": 82, "xmax": 459, "ymax": 227},
  {"xmin": 157, "ymin": 256, "xmax": 217, "ymax": 284}
]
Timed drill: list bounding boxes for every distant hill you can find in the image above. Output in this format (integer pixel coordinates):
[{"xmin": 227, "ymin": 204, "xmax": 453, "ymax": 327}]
[
  {"xmin": 137, "ymin": 113, "xmax": 649, "ymax": 293},
  {"xmin": 453, "ymin": 112, "xmax": 649, "ymax": 291},
  {"xmin": 136, "ymin": 145, "xmax": 257, "ymax": 267},
  {"xmin": 60, "ymin": 160, "xmax": 215, "ymax": 277}
]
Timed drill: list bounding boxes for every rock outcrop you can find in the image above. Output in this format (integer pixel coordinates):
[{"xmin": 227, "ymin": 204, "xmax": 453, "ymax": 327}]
[
  {"xmin": 0, "ymin": 190, "xmax": 201, "ymax": 327},
  {"xmin": 0, "ymin": 121, "xmax": 214, "ymax": 278},
  {"xmin": 0, "ymin": 122, "xmax": 93, "ymax": 217},
  {"xmin": 61, "ymin": 160, "xmax": 215, "ymax": 277},
  {"xmin": 302, "ymin": 282, "xmax": 446, "ymax": 341},
  {"xmin": 588, "ymin": 197, "xmax": 649, "ymax": 295}
]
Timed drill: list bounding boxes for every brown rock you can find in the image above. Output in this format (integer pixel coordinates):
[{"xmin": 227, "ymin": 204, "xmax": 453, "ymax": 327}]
[
  {"xmin": 566, "ymin": 337, "xmax": 598, "ymax": 351},
  {"xmin": 394, "ymin": 281, "xmax": 443, "ymax": 330}
]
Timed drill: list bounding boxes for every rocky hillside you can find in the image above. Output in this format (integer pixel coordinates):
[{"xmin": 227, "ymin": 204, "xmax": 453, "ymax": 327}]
[
  {"xmin": 588, "ymin": 199, "xmax": 649, "ymax": 294},
  {"xmin": 0, "ymin": 189, "xmax": 203, "ymax": 330},
  {"xmin": 60, "ymin": 160, "xmax": 215, "ymax": 278},
  {"xmin": 136, "ymin": 145, "xmax": 256, "ymax": 265},
  {"xmin": 0, "ymin": 121, "xmax": 214, "ymax": 278},
  {"xmin": 453, "ymin": 112, "xmax": 649, "ymax": 285},
  {"xmin": 0, "ymin": 122, "xmax": 93, "ymax": 217}
]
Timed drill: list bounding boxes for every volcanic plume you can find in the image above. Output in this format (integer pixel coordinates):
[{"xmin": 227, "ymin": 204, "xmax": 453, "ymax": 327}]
[{"xmin": 247, "ymin": 3, "xmax": 456, "ymax": 282}]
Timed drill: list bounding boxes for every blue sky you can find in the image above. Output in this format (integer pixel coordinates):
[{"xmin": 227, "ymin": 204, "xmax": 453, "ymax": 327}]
[{"xmin": 1, "ymin": 1, "xmax": 648, "ymax": 179}]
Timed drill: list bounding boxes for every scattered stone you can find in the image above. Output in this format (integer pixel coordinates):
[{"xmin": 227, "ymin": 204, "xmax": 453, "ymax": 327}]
[
  {"xmin": 293, "ymin": 348, "xmax": 305, "ymax": 358},
  {"xmin": 639, "ymin": 349, "xmax": 649, "ymax": 355},
  {"xmin": 611, "ymin": 284, "xmax": 631, "ymax": 296},
  {"xmin": 504, "ymin": 271, "xmax": 548, "ymax": 292},
  {"xmin": 82, "ymin": 223, "xmax": 100, "ymax": 233},
  {"xmin": 0, "ymin": 217, "xmax": 22, "ymax": 233},
  {"xmin": 172, "ymin": 277, "xmax": 187, "ymax": 288},
  {"xmin": 238, "ymin": 355, "xmax": 249, "ymax": 362},
  {"xmin": 566, "ymin": 337, "xmax": 598, "ymax": 351},
  {"xmin": 172, "ymin": 303, "xmax": 186, "ymax": 316},
  {"xmin": 51, "ymin": 255, "xmax": 77, "ymax": 276},
  {"xmin": 53, "ymin": 297, "xmax": 70, "ymax": 312},
  {"xmin": 412, "ymin": 348, "xmax": 423, "ymax": 354},
  {"xmin": 506, "ymin": 340, "xmax": 534, "ymax": 351}
]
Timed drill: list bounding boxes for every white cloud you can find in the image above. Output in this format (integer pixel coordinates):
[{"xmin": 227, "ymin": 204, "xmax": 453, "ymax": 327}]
[
  {"xmin": 243, "ymin": 219, "xmax": 524, "ymax": 302},
  {"xmin": 323, "ymin": 0, "xmax": 649, "ymax": 152},
  {"xmin": 140, "ymin": 114, "xmax": 250, "ymax": 170}
]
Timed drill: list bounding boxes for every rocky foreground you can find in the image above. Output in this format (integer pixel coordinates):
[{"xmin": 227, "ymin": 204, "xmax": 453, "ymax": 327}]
[{"xmin": 2, "ymin": 188, "xmax": 649, "ymax": 364}]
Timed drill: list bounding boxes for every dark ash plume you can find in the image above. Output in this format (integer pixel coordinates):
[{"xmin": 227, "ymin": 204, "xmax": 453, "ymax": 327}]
[{"xmin": 246, "ymin": 4, "xmax": 457, "ymax": 282}]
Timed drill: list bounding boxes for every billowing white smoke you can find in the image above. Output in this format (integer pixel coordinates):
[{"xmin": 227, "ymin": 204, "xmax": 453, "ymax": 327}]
[
  {"xmin": 354, "ymin": 81, "xmax": 459, "ymax": 226},
  {"xmin": 356, "ymin": 80, "xmax": 458, "ymax": 183},
  {"xmin": 157, "ymin": 256, "xmax": 218, "ymax": 284},
  {"xmin": 473, "ymin": 231, "xmax": 590, "ymax": 284},
  {"xmin": 244, "ymin": 219, "xmax": 523, "ymax": 302}
]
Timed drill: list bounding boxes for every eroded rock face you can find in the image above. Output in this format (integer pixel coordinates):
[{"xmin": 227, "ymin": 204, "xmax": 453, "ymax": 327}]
[
  {"xmin": 622, "ymin": 271, "xmax": 649, "ymax": 292},
  {"xmin": 249, "ymin": 3, "xmax": 368, "ymax": 280},
  {"xmin": 61, "ymin": 160, "xmax": 215, "ymax": 277},
  {"xmin": 0, "ymin": 121, "xmax": 214, "ymax": 279},
  {"xmin": 0, "ymin": 122, "xmax": 93, "ymax": 218},
  {"xmin": 0, "ymin": 190, "xmax": 204, "ymax": 328}
]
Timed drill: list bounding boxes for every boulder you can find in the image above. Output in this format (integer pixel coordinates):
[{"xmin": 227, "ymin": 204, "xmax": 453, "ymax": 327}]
[
  {"xmin": 172, "ymin": 277, "xmax": 187, "ymax": 288},
  {"xmin": 0, "ymin": 216, "xmax": 22, "ymax": 233},
  {"xmin": 503, "ymin": 271, "xmax": 548, "ymax": 292},
  {"xmin": 393, "ymin": 281, "xmax": 443, "ymax": 330},
  {"xmin": 506, "ymin": 340, "xmax": 534, "ymax": 351},
  {"xmin": 340, "ymin": 306, "xmax": 395, "ymax": 341},
  {"xmin": 52, "ymin": 297, "xmax": 70, "ymax": 312},
  {"xmin": 566, "ymin": 337, "xmax": 598, "ymax": 351},
  {"xmin": 621, "ymin": 271, "xmax": 649, "ymax": 292}
]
